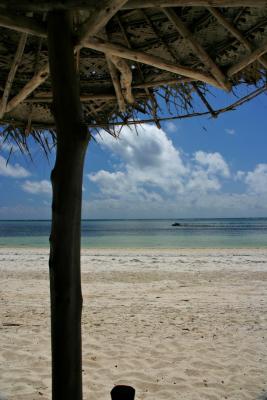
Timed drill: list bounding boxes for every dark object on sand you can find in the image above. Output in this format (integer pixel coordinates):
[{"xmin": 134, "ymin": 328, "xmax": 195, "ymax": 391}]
[
  {"xmin": 172, "ymin": 222, "xmax": 181, "ymax": 227},
  {"xmin": 111, "ymin": 385, "xmax": 135, "ymax": 400}
]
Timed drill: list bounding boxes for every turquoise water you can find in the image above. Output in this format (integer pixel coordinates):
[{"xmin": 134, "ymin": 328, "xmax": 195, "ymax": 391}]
[{"xmin": 0, "ymin": 218, "xmax": 267, "ymax": 248}]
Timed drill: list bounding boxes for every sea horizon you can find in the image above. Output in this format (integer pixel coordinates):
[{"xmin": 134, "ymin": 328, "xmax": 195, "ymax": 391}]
[{"xmin": 0, "ymin": 217, "xmax": 267, "ymax": 249}]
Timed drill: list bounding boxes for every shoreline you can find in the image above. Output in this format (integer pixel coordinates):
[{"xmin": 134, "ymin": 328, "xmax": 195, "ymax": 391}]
[{"xmin": 1, "ymin": 247, "xmax": 267, "ymax": 400}]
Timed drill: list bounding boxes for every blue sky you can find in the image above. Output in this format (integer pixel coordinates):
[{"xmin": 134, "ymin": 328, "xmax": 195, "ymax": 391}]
[{"xmin": 0, "ymin": 88, "xmax": 267, "ymax": 219}]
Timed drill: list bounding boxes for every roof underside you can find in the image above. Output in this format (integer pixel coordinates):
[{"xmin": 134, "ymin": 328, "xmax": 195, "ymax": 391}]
[{"xmin": 0, "ymin": 1, "xmax": 266, "ymax": 132}]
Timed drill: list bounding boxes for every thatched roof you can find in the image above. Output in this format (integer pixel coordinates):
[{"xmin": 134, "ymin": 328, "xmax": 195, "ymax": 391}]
[{"xmin": 0, "ymin": 1, "xmax": 266, "ymax": 133}]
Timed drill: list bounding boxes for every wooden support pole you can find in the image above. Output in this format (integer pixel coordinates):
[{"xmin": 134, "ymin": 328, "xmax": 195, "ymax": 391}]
[
  {"xmin": 84, "ymin": 37, "xmax": 222, "ymax": 89},
  {"xmin": 47, "ymin": 10, "xmax": 90, "ymax": 400},
  {"xmin": 227, "ymin": 40, "xmax": 267, "ymax": 76},
  {"xmin": 106, "ymin": 56, "xmax": 126, "ymax": 112},
  {"xmin": 163, "ymin": 7, "xmax": 231, "ymax": 91},
  {"xmin": 0, "ymin": 33, "xmax": 27, "ymax": 119},
  {"xmin": 207, "ymin": 6, "xmax": 267, "ymax": 69}
]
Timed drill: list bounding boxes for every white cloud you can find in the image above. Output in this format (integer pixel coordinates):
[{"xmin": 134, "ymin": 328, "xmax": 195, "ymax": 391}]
[
  {"xmin": 22, "ymin": 180, "xmax": 51, "ymax": 195},
  {"xmin": 85, "ymin": 124, "xmax": 236, "ymax": 218},
  {"xmin": 194, "ymin": 151, "xmax": 230, "ymax": 177},
  {"xmin": 0, "ymin": 155, "xmax": 30, "ymax": 178},
  {"xmin": 165, "ymin": 121, "xmax": 178, "ymax": 133},
  {"xmin": 225, "ymin": 128, "xmax": 235, "ymax": 135},
  {"xmin": 244, "ymin": 164, "xmax": 267, "ymax": 194}
]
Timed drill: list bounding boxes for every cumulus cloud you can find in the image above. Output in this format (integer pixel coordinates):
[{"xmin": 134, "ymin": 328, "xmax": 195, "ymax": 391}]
[
  {"xmin": 22, "ymin": 180, "xmax": 51, "ymax": 195},
  {"xmin": 244, "ymin": 164, "xmax": 267, "ymax": 194},
  {"xmin": 85, "ymin": 124, "xmax": 237, "ymax": 217},
  {"xmin": 0, "ymin": 155, "xmax": 30, "ymax": 178},
  {"xmin": 194, "ymin": 151, "xmax": 230, "ymax": 177}
]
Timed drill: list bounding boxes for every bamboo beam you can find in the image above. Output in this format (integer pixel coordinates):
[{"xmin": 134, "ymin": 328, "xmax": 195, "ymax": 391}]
[
  {"xmin": 227, "ymin": 40, "xmax": 267, "ymax": 76},
  {"xmin": 106, "ymin": 56, "xmax": 126, "ymax": 112},
  {"xmin": 77, "ymin": 0, "xmax": 128, "ymax": 45},
  {"xmin": 207, "ymin": 7, "xmax": 267, "ymax": 69},
  {"xmin": 0, "ymin": 0, "xmax": 265, "ymax": 10},
  {"xmin": 84, "ymin": 37, "xmax": 222, "ymax": 89},
  {"xmin": 0, "ymin": 33, "xmax": 27, "ymax": 118},
  {"xmin": 110, "ymin": 55, "xmax": 134, "ymax": 104},
  {"xmin": 163, "ymin": 8, "xmax": 231, "ymax": 91},
  {"xmin": 0, "ymin": 9, "xmax": 46, "ymax": 37}
]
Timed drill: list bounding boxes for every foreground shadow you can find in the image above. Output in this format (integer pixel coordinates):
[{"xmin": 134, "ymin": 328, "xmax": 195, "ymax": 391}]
[{"xmin": 111, "ymin": 385, "xmax": 135, "ymax": 400}]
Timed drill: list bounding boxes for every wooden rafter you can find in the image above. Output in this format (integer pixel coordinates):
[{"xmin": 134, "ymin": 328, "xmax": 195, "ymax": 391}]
[
  {"xmin": 0, "ymin": 0, "xmax": 265, "ymax": 10},
  {"xmin": 0, "ymin": 9, "xmax": 46, "ymax": 37},
  {"xmin": 109, "ymin": 55, "xmax": 134, "ymax": 104},
  {"xmin": 227, "ymin": 40, "xmax": 267, "ymax": 76},
  {"xmin": 106, "ymin": 56, "xmax": 126, "ymax": 112},
  {"xmin": 133, "ymin": 77, "xmax": 195, "ymax": 88},
  {"xmin": 123, "ymin": 0, "xmax": 267, "ymax": 8},
  {"xmin": 84, "ymin": 37, "xmax": 222, "ymax": 89},
  {"xmin": 77, "ymin": 0, "xmax": 128, "ymax": 45},
  {"xmin": 4, "ymin": 0, "xmax": 127, "ymax": 113},
  {"xmin": 207, "ymin": 7, "xmax": 267, "ymax": 69},
  {"xmin": 0, "ymin": 32, "xmax": 28, "ymax": 118},
  {"xmin": 25, "ymin": 93, "xmax": 146, "ymax": 102},
  {"xmin": 5, "ymin": 63, "xmax": 49, "ymax": 113},
  {"xmin": 25, "ymin": 34, "xmax": 44, "ymax": 135},
  {"xmin": 141, "ymin": 9, "xmax": 217, "ymax": 117},
  {"xmin": 116, "ymin": 13, "xmax": 161, "ymax": 128},
  {"xmin": 163, "ymin": 8, "xmax": 231, "ymax": 91}
]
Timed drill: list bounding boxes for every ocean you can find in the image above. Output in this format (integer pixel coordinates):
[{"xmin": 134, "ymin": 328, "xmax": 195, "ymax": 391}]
[{"xmin": 0, "ymin": 218, "xmax": 267, "ymax": 248}]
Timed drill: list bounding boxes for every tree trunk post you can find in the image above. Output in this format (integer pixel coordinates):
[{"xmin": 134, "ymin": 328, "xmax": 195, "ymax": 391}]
[{"xmin": 47, "ymin": 10, "xmax": 90, "ymax": 400}]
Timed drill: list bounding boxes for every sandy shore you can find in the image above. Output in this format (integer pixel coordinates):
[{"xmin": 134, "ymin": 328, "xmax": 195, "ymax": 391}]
[{"xmin": 0, "ymin": 248, "xmax": 267, "ymax": 400}]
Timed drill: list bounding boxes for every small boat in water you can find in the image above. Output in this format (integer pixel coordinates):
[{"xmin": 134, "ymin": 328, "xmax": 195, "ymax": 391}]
[{"xmin": 172, "ymin": 222, "xmax": 181, "ymax": 227}]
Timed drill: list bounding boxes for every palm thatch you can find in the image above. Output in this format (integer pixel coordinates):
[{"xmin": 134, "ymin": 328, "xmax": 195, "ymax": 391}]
[{"xmin": 0, "ymin": 1, "xmax": 266, "ymax": 136}]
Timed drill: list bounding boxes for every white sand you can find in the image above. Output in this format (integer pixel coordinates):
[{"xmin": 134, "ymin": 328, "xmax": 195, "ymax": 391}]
[{"xmin": 0, "ymin": 248, "xmax": 267, "ymax": 400}]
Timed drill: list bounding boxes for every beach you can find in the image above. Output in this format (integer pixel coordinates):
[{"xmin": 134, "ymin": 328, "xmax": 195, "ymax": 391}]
[{"xmin": 0, "ymin": 247, "xmax": 267, "ymax": 400}]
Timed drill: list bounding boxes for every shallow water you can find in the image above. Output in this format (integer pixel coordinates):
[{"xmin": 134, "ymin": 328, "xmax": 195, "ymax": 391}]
[{"xmin": 0, "ymin": 218, "xmax": 267, "ymax": 248}]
